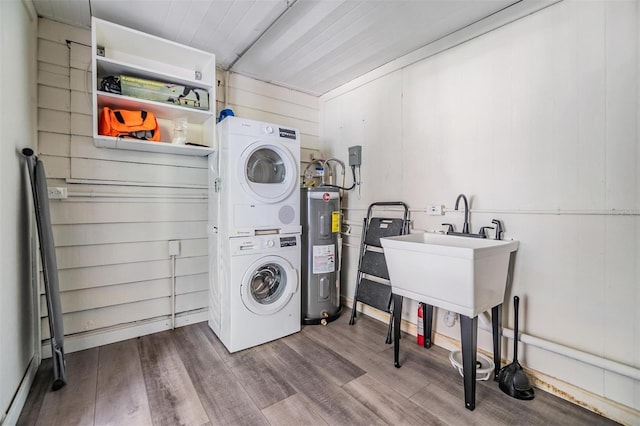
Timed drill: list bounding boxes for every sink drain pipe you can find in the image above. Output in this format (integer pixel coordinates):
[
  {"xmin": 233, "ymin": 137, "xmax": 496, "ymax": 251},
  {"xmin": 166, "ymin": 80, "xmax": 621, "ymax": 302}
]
[{"xmin": 477, "ymin": 312, "xmax": 640, "ymax": 381}]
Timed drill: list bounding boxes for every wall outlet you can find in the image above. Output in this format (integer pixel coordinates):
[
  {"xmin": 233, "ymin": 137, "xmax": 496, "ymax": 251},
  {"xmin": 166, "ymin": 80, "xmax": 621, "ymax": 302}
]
[
  {"xmin": 48, "ymin": 187, "xmax": 67, "ymax": 199},
  {"xmin": 444, "ymin": 310, "xmax": 457, "ymax": 327},
  {"xmin": 168, "ymin": 240, "xmax": 181, "ymax": 256},
  {"xmin": 348, "ymin": 145, "xmax": 362, "ymax": 166},
  {"xmin": 427, "ymin": 204, "xmax": 444, "ymax": 215}
]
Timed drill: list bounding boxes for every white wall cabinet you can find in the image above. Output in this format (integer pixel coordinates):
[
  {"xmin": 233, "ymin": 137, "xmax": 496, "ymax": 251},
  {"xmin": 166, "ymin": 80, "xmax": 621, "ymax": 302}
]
[{"xmin": 91, "ymin": 18, "xmax": 215, "ymax": 156}]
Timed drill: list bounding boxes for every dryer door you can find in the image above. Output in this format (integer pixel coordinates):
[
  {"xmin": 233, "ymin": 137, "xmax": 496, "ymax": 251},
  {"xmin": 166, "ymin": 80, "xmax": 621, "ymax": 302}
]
[
  {"xmin": 238, "ymin": 142, "xmax": 298, "ymax": 203},
  {"xmin": 240, "ymin": 255, "xmax": 298, "ymax": 315}
]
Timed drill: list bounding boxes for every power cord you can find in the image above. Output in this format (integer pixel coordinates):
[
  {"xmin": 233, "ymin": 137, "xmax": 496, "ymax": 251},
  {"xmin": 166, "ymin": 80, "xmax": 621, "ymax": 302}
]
[{"xmin": 321, "ymin": 165, "xmax": 357, "ymax": 191}]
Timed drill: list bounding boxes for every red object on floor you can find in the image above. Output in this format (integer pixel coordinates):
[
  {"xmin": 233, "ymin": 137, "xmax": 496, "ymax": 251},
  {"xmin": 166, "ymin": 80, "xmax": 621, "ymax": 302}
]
[{"xmin": 417, "ymin": 304, "xmax": 424, "ymax": 345}]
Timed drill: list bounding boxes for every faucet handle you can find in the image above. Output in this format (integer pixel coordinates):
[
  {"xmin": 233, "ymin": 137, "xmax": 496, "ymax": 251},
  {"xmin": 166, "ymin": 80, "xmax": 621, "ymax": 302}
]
[
  {"xmin": 441, "ymin": 223, "xmax": 454, "ymax": 234},
  {"xmin": 478, "ymin": 226, "xmax": 494, "ymax": 238},
  {"xmin": 491, "ymin": 219, "xmax": 504, "ymax": 240}
]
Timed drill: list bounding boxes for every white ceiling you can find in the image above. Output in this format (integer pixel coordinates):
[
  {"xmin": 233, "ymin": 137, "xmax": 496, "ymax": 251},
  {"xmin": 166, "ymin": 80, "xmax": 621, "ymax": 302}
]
[{"xmin": 32, "ymin": 0, "xmax": 551, "ymax": 96}]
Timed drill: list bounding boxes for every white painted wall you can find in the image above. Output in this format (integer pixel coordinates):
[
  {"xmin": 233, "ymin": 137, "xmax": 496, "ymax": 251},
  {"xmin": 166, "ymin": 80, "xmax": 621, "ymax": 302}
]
[
  {"xmin": 321, "ymin": 0, "xmax": 639, "ymax": 420},
  {"xmin": 0, "ymin": 0, "xmax": 38, "ymax": 422}
]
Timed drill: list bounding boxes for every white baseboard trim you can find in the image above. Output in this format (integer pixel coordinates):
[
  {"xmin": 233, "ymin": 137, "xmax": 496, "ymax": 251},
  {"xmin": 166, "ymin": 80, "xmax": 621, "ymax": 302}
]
[
  {"xmin": 2, "ymin": 354, "xmax": 41, "ymax": 426},
  {"xmin": 344, "ymin": 297, "xmax": 639, "ymax": 425},
  {"xmin": 41, "ymin": 310, "xmax": 208, "ymax": 358},
  {"xmin": 530, "ymin": 370, "xmax": 640, "ymax": 426}
]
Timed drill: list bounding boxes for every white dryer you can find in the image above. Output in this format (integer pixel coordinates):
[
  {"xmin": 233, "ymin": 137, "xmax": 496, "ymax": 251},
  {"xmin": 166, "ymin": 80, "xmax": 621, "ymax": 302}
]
[
  {"xmin": 209, "ymin": 234, "xmax": 301, "ymax": 353},
  {"xmin": 216, "ymin": 117, "xmax": 301, "ymax": 237}
]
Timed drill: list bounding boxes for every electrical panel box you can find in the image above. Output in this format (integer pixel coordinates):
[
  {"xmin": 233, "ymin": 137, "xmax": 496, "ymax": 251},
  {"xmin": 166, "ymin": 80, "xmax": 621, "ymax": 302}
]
[{"xmin": 349, "ymin": 145, "xmax": 362, "ymax": 166}]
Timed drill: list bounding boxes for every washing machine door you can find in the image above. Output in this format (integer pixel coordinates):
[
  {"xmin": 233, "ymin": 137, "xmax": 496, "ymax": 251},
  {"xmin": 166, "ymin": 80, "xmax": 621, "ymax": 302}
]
[
  {"xmin": 240, "ymin": 255, "xmax": 298, "ymax": 315},
  {"xmin": 238, "ymin": 142, "xmax": 298, "ymax": 204}
]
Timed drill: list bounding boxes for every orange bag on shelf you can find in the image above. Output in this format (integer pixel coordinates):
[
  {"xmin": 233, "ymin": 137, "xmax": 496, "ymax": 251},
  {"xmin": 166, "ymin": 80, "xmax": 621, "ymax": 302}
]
[{"xmin": 99, "ymin": 107, "xmax": 161, "ymax": 141}]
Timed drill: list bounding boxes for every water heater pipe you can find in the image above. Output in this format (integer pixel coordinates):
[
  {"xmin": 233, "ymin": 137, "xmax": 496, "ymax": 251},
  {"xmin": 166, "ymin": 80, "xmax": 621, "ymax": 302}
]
[
  {"xmin": 302, "ymin": 159, "xmax": 324, "ymax": 186},
  {"xmin": 477, "ymin": 313, "xmax": 640, "ymax": 380},
  {"xmin": 322, "ymin": 158, "xmax": 346, "ymax": 187}
]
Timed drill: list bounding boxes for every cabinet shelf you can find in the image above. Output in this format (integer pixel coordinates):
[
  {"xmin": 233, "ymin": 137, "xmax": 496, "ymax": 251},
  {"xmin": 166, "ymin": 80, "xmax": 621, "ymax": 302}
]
[
  {"xmin": 96, "ymin": 91, "xmax": 212, "ymax": 124},
  {"xmin": 94, "ymin": 136, "xmax": 214, "ymax": 156},
  {"xmin": 96, "ymin": 57, "xmax": 212, "ymax": 93},
  {"xmin": 92, "ymin": 17, "xmax": 215, "ymax": 157}
]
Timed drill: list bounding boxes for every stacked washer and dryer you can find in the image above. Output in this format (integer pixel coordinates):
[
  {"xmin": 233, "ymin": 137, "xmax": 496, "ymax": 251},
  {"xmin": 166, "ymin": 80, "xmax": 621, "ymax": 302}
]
[{"xmin": 208, "ymin": 117, "xmax": 301, "ymax": 353}]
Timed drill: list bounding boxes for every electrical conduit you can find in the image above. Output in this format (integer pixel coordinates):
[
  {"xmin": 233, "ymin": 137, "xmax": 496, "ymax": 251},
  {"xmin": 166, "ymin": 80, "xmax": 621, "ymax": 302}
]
[{"xmin": 477, "ymin": 313, "xmax": 640, "ymax": 381}]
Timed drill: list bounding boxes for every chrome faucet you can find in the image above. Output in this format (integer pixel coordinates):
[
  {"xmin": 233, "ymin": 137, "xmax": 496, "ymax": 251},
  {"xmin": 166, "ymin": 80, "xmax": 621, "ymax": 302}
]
[{"xmin": 455, "ymin": 194, "xmax": 470, "ymax": 234}]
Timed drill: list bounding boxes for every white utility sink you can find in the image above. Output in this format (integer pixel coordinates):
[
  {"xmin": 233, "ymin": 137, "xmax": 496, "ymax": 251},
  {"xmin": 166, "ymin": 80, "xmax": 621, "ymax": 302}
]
[{"xmin": 381, "ymin": 232, "xmax": 518, "ymax": 318}]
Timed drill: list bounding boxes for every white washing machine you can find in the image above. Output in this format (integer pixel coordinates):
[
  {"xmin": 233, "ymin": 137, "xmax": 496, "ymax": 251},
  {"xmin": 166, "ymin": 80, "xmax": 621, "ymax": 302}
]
[
  {"xmin": 209, "ymin": 233, "xmax": 301, "ymax": 353},
  {"xmin": 215, "ymin": 116, "xmax": 301, "ymax": 238}
]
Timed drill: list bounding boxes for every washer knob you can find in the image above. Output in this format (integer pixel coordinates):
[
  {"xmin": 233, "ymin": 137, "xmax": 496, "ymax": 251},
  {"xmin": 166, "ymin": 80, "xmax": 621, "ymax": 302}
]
[
  {"xmin": 267, "ymin": 239, "xmax": 275, "ymax": 248},
  {"xmin": 265, "ymin": 126, "xmax": 274, "ymax": 134}
]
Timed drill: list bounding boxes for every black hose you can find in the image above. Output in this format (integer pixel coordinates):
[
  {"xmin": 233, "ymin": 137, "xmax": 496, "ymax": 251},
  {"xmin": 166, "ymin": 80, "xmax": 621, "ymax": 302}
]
[{"xmin": 321, "ymin": 165, "xmax": 357, "ymax": 191}]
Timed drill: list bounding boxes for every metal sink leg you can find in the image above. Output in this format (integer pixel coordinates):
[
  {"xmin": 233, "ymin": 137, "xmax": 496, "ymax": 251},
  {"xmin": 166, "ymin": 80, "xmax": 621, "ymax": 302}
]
[
  {"xmin": 492, "ymin": 304, "xmax": 502, "ymax": 380},
  {"xmin": 421, "ymin": 302, "xmax": 434, "ymax": 348},
  {"xmin": 460, "ymin": 314, "xmax": 478, "ymax": 410},
  {"xmin": 392, "ymin": 293, "xmax": 403, "ymax": 368}
]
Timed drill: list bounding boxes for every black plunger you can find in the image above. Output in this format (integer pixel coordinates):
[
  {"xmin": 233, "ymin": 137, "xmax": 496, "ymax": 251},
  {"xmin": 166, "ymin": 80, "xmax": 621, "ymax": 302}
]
[{"xmin": 498, "ymin": 296, "xmax": 534, "ymax": 400}]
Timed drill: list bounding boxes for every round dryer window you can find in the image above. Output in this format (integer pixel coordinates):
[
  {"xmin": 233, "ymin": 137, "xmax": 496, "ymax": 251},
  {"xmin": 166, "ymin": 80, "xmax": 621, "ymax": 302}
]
[
  {"xmin": 241, "ymin": 256, "xmax": 297, "ymax": 315},
  {"xmin": 239, "ymin": 142, "xmax": 297, "ymax": 203},
  {"xmin": 247, "ymin": 149, "xmax": 286, "ymax": 183}
]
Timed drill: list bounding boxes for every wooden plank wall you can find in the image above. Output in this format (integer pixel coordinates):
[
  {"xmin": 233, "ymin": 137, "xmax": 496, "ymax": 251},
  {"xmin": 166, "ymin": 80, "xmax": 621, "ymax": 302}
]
[
  {"xmin": 37, "ymin": 18, "xmax": 320, "ymax": 355},
  {"xmin": 216, "ymin": 71, "xmax": 322, "ymax": 169}
]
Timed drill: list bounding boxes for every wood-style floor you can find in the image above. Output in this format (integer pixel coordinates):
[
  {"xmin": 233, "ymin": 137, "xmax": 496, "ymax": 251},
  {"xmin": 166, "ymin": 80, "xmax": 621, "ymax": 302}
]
[{"xmin": 18, "ymin": 313, "xmax": 618, "ymax": 425}]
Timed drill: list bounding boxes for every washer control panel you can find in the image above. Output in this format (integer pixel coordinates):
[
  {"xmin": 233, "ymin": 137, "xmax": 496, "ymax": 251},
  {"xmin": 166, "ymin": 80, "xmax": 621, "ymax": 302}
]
[
  {"xmin": 230, "ymin": 234, "xmax": 300, "ymax": 255},
  {"xmin": 279, "ymin": 236, "xmax": 297, "ymax": 247}
]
